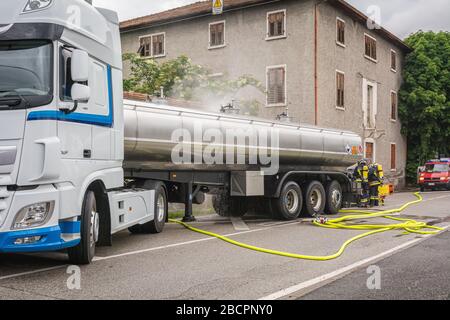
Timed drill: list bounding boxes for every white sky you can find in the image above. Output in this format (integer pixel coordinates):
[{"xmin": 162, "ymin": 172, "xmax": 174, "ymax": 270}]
[{"xmin": 93, "ymin": 0, "xmax": 450, "ymax": 39}]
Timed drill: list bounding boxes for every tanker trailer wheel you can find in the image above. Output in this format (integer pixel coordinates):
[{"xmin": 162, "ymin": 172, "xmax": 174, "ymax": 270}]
[
  {"xmin": 324, "ymin": 180, "xmax": 343, "ymax": 215},
  {"xmin": 271, "ymin": 181, "xmax": 303, "ymax": 220},
  {"xmin": 212, "ymin": 191, "xmax": 247, "ymax": 217},
  {"xmin": 303, "ymin": 181, "xmax": 326, "ymax": 217},
  {"xmin": 68, "ymin": 191, "xmax": 98, "ymax": 265}
]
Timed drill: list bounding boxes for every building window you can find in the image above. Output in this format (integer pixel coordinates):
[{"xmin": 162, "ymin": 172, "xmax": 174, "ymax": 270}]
[
  {"xmin": 267, "ymin": 65, "xmax": 286, "ymax": 106},
  {"xmin": 336, "ymin": 71, "xmax": 345, "ymax": 109},
  {"xmin": 336, "ymin": 18, "xmax": 345, "ymax": 46},
  {"xmin": 365, "ymin": 141, "xmax": 375, "ymax": 163},
  {"xmin": 209, "ymin": 21, "xmax": 225, "ymax": 49},
  {"xmin": 391, "ymin": 50, "xmax": 397, "ymax": 72},
  {"xmin": 138, "ymin": 33, "xmax": 165, "ymax": 58},
  {"xmin": 153, "ymin": 34, "xmax": 165, "ymax": 56},
  {"xmin": 364, "ymin": 81, "xmax": 376, "ymax": 129},
  {"xmin": 390, "ymin": 143, "xmax": 397, "ymax": 170},
  {"xmin": 267, "ymin": 10, "xmax": 286, "ymax": 40},
  {"xmin": 391, "ymin": 91, "xmax": 397, "ymax": 121},
  {"xmin": 364, "ymin": 34, "xmax": 377, "ymax": 61}
]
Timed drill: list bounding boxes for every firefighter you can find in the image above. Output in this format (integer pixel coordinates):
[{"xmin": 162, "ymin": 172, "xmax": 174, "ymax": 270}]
[
  {"xmin": 369, "ymin": 163, "xmax": 384, "ymax": 206},
  {"xmin": 353, "ymin": 160, "xmax": 370, "ymax": 207}
]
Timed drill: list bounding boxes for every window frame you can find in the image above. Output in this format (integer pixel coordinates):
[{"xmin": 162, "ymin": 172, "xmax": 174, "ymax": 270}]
[
  {"xmin": 336, "ymin": 70, "xmax": 345, "ymax": 110},
  {"xmin": 138, "ymin": 32, "xmax": 166, "ymax": 58},
  {"xmin": 390, "ymin": 143, "xmax": 397, "ymax": 171},
  {"xmin": 390, "ymin": 49, "xmax": 397, "ymax": 72},
  {"xmin": 208, "ymin": 20, "xmax": 226, "ymax": 50},
  {"xmin": 364, "ymin": 33, "xmax": 377, "ymax": 63},
  {"xmin": 266, "ymin": 9, "xmax": 287, "ymax": 41},
  {"xmin": 390, "ymin": 90, "xmax": 398, "ymax": 122},
  {"xmin": 266, "ymin": 64, "xmax": 287, "ymax": 107},
  {"xmin": 336, "ymin": 17, "xmax": 346, "ymax": 48},
  {"xmin": 59, "ymin": 46, "xmax": 75, "ymax": 103},
  {"xmin": 364, "ymin": 138, "xmax": 376, "ymax": 163}
]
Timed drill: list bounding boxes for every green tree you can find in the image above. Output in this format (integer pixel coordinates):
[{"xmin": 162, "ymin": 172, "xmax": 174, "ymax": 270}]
[
  {"xmin": 399, "ymin": 31, "xmax": 450, "ymax": 182},
  {"xmin": 123, "ymin": 54, "xmax": 264, "ymax": 115}
]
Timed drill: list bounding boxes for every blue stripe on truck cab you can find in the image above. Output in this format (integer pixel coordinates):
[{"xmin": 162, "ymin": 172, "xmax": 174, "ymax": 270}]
[
  {"xmin": 0, "ymin": 221, "xmax": 81, "ymax": 253},
  {"xmin": 59, "ymin": 220, "xmax": 81, "ymax": 234},
  {"xmin": 27, "ymin": 65, "xmax": 114, "ymax": 128}
]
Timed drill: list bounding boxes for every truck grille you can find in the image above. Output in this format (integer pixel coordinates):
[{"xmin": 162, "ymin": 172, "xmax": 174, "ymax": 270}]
[{"xmin": 0, "ymin": 186, "xmax": 10, "ymax": 226}]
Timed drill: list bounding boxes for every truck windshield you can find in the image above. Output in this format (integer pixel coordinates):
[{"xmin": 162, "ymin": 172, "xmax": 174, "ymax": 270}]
[
  {"xmin": 425, "ymin": 164, "xmax": 449, "ymax": 173},
  {"xmin": 0, "ymin": 40, "xmax": 53, "ymax": 109}
]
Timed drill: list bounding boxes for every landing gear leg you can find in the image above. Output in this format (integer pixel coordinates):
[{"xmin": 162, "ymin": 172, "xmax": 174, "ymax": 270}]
[{"xmin": 183, "ymin": 182, "xmax": 196, "ymax": 222}]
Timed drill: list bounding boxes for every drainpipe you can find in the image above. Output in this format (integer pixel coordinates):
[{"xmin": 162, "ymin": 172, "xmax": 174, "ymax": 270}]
[
  {"xmin": 314, "ymin": 3, "xmax": 318, "ymax": 126},
  {"xmin": 314, "ymin": 0, "xmax": 328, "ymax": 126}
]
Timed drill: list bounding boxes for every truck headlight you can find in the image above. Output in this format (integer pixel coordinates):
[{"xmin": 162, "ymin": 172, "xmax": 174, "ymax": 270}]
[
  {"xmin": 22, "ymin": 0, "xmax": 53, "ymax": 13},
  {"xmin": 440, "ymin": 177, "xmax": 448, "ymax": 181},
  {"xmin": 12, "ymin": 201, "xmax": 54, "ymax": 230}
]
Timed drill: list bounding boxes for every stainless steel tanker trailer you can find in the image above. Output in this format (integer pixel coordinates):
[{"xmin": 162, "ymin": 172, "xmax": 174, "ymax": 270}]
[{"xmin": 123, "ymin": 99, "xmax": 363, "ymax": 221}]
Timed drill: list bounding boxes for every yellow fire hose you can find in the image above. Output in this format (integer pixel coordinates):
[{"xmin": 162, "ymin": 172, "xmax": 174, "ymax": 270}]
[{"xmin": 169, "ymin": 192, "xmax": 444, "ymax": 261}]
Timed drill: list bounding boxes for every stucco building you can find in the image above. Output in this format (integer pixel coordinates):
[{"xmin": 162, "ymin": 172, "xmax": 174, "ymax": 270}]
[{"xmin": 120, "ymin": 0, "xmax": 410, "ymax": 187}]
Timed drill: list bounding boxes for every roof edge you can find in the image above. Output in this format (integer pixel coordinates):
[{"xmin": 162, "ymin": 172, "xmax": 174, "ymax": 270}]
[{"xmin": 119, "ymin": 0, "xmax": 411, "ymax": 52}]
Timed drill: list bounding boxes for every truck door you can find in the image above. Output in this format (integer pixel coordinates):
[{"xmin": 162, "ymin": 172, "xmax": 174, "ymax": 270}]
[{"xmin": 58, "ymin": 46, "xmax": 112, "ymax": 160}]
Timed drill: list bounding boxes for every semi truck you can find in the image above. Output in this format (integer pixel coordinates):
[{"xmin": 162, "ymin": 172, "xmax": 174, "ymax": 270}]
[{"xmin": 0, "ymin": 0, "xmax": 363, "ymax": 264}]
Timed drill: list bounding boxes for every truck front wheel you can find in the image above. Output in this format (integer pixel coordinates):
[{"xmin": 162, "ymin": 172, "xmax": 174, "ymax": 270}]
[{"xmin": 68, "ymin": 191, "xmax": 98, "ymax": 265}]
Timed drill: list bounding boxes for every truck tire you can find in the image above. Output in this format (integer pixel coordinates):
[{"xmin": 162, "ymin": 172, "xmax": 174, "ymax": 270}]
[
  {"xmin": 140, "ymin": 182, "xmax": 168, "ymax": 234},
  {"xmin": 324, "ymin": 180, "xmax": 343, "ymax": 215},
  {"xmin": 271, "ymin": 181, "xmax": 303, "ymax": 220},
  {"xmin": 68, "ymin": 191, "xmax": 98, "ymax": 265},
  {"xmin": 303, "ymin": 181, "xmax": 326, "ymax": 217},
  {"xmin": 212, "ymin": 191, "xmax": 247, "ymax": 217}
]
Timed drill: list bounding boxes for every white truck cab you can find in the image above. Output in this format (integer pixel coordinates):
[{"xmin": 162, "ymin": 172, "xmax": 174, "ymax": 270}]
[{"xmin": 0, "ymin": 0, "xmax": 160, "ymax": 264}]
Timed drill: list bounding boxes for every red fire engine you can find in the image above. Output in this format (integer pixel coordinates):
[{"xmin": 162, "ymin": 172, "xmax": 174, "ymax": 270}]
[{"xmin": 418, "ymin": 158, "xmax": 450, "ymax": 191}]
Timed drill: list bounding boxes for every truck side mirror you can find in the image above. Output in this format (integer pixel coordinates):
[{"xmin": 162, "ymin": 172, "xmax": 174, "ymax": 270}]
[
  {"xmin": 71, "ymin": 83, "xmax": 91, "ymax": 103},
  {"xmin": 60, "ymin": 83, "xmax": 91, "ymax": 114},
  {"xmin": 71, "ymin": 49, "xmax": 89, "ymax": 82}
]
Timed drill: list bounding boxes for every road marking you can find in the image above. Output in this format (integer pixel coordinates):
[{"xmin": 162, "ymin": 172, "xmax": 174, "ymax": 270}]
[
  {"xmin": 94, "ymin": 220, "xmax": 300, "ymax": 262},
  {"xmin": 258, "ymin": 224, "xmax": 449, "ymax": 300},
  {"xmin": 0, "ymin": 265, "xmax": 67, "ymax": 281},
  {"xmin": 230, "ymin": 217, "xmax": 250, "ymax": 231},
  {"xmin": 421, "ymin": 194, "xmax": 450, "ymax": 203}
]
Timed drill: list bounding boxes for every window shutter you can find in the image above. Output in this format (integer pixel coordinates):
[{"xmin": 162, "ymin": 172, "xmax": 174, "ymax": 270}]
[
  {"xmin": 391, "ymin": 92, "xmax": 397, "ymax": 120},
  {"xmin": 391, "ymin": 51, "xmax": 397, "ymax": 70},
  {"xmin": 391, "ymin": 144, "xmax": 396, "ymax": 169},
  {"xmin": 268, "ymin": 67, "xmax": 285, "ymax": 105}
]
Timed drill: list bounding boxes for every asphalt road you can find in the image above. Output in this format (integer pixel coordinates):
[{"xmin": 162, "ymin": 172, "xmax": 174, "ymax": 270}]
[
  {"xmin": 300, "ymin": 230, "xmax": 450, "ymax": 300},
  {"xmin": 0, "ymin": 191, "xmax": 449, "ymax": 300}
]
